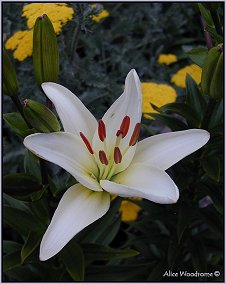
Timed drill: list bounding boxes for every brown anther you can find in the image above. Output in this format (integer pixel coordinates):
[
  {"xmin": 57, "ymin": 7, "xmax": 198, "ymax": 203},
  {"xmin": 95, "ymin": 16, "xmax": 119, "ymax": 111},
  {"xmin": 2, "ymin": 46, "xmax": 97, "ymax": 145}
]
[
  {"xmin": 114, "ymin": 147, "xmax": 122, "ymax": 164},
  {"xmin": 129, "ymin": 123, "xmax": 140, "ymax": 146},
  {"xmin": 80, "ymin": 132, "xmax": 94, "ymax": 154},
  {"xmin": 116, "ymin": 130, "xmax": 123, "ymax": 137},
  {"xmin": 99, "ymin": 150, "xmax": 108, "ymax": 165},
  {"xmin": 98, "ymin": 119, "xmax": 106, "ymax": 142},
  {"xmin": 119, "ymin": 116, "xmax": 130, "ymax": 138}
]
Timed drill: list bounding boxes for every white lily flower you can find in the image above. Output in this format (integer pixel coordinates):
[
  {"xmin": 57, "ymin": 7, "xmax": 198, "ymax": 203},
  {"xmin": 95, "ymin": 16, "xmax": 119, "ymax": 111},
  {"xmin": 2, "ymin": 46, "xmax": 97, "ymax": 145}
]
[{"xmin": 24, "ymin": 69, "xmax": 210, "ymax": 261}]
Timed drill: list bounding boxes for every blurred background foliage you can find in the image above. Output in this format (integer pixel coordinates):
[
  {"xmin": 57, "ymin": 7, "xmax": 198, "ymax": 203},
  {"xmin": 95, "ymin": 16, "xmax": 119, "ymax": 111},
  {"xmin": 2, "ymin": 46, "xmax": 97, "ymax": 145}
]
[{"xmin": 3, "ymin": 2, "xmax": 223, "ymax": 282}]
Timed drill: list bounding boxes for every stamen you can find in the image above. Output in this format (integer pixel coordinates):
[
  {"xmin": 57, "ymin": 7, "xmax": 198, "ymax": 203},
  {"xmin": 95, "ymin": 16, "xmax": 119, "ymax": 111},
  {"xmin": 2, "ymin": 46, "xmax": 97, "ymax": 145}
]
[
  {"xmin": 98, "ymin": 119, "xmax": 106, "ymax": 142},
  {"xmin": 99, "ymin": 150, "xmax": 108, "ymax": 165},
  {"xmin": 80, "ymin": 132, "xmax": 94, "ymax": 154},
  {"xmin": 120, "ymin": 116, "xmax": 130, "ymax": 138},
  {"xmin": 129, "ymin": 123, "xmax": 140, "ymax": 146},
  {"xmin": 116, "ymin": 116, "xmax": 130, "ymax": 138},
  {"xmin": 114, "ymin": 147, "xmax": 122, "ymax": 164}
]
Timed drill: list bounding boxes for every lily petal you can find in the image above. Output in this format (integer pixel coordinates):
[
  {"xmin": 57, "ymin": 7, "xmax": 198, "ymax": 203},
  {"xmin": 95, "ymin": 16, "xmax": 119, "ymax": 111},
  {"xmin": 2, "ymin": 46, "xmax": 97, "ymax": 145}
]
[
  {"xmin": 24, "ymin": 132, "xmax": 102, "ymax": 191},
  {"xmin": 92, "ymin": 69, "xmax": 142, "ymax": 172},
  {"xmin": 133, "ymin": 129, "xmax": 210, "ymax": 170},
  {"xmin": 42, "ymin": 82, "xmax": 97, "ymax": 141},
  {"xmin": 100, "ymin": 163, "xmax": 179, "ymax": 204},
  {"xmin": 40, "ymin": 184, "xmax": 110, "ymax": 261}
]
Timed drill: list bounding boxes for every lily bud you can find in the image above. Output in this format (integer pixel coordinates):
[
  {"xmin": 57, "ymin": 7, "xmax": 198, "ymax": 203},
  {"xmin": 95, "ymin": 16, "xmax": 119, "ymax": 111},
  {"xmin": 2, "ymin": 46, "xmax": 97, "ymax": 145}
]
[
  {"xmin": 23, "ymin": 99, "xmax": 61, "ymax": 133},
  {"xmin": 33, "ymin": 14, "xmax": 59, "ymax": 86},
  {"xmin": 3, "ymin": 48, "xmax": 19, "ymax": 96}
]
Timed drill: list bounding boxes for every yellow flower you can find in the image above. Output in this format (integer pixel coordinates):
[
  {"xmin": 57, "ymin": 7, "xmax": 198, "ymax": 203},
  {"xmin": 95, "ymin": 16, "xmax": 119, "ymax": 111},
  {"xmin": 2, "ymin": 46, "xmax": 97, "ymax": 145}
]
[
  {"xmin": 22, "ymin": 3, "xmax": 74, "ymax": 34},
  {"xmin": 5, "ymin": 3, "xmax": 74, "ymax": 61},
  {"xmin": 142, "ymin": 82, "xmax": 177, "ymax": 119},
  {"xmin": 91, "ymin": 4, "xmax": 109, "ymax": 22},
  {"xmin": 158, "ymin": 54, "xmax": 177, "ymax": 65},
  {"xmin": 171, "ymin": 64, "xmax": 202, "ymax": 88},
  {"xmin": 119, "ymin": 198, "xmax": 142, "ymax": 222},
  {"xmin": 5, "ymin": 30, "xmax": 33, "ymax": 61}
]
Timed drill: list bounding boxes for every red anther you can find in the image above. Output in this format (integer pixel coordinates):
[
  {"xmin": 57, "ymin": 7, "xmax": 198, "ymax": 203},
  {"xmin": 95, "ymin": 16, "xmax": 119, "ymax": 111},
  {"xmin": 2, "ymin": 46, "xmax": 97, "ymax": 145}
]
[
  {"xmin": 116, "ymin": 130, "xmax": 123, "ymax": 137},
  {"xmin": 119, "ymin": 116, "xmax": 130, "ymax": 138},
  {"xmin": 80, "ymin": 132, "xmax": 94, "ymax": 154},
  {"xmin": 99, "ymin": 150, "xmax": 108, "ymax": 165},
  {"xmin": 114, "ymin": 147, "xmax": 122, "ymax": 164},
  {"xmin": 129, "ymin": 123, "xmax": 141, "ymax": 146},
  {"xmin": 98, "ymin": 119, "xmax": 106, "ymax": 142}
]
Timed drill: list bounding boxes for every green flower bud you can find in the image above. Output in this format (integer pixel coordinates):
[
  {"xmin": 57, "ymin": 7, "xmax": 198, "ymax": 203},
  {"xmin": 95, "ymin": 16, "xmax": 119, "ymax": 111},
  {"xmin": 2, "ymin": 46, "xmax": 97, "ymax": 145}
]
[
  {"xmin": 23, "ymin": 99, "xmax": 61, "ymax": 133},
  {"xmin": 33, "ymin": 14, "xmax": 59, "ymax": 86},
  {"xmin": 3, "ymin": 48, "xmax": 19, "ymax": 96}
]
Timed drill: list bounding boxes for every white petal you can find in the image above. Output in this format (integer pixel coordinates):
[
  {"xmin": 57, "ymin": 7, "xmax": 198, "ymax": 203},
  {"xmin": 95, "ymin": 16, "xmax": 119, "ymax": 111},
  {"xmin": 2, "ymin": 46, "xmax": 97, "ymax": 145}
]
[
  {"xmin": 24, "ymin": 132, "xmax": 102, "ymax": 191},
  {"xmin": 40, "ymin": 184, "xmax": 110, "ymax": 260},
  {"xmin": 100, "ymin": 163, "xmax": 179, "ymax": 204},
  {"xmin": 42, "ymin": 82, "xmax": 97, "ymax": 140},
  {"xmin": 92, "ymin": 69, "xmax": 142, "ymax": 173},
  {"xmin": 133, "ymin": 129, "xmax": 210, "ymax": 170}
]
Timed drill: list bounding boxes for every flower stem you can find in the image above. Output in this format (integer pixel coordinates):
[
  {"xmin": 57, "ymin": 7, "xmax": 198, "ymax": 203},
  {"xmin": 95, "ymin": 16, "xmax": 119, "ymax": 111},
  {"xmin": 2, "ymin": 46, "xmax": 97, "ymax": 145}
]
[{"xmin": 200, "ymin": 16, "xmax": 213, "ymax": 49}]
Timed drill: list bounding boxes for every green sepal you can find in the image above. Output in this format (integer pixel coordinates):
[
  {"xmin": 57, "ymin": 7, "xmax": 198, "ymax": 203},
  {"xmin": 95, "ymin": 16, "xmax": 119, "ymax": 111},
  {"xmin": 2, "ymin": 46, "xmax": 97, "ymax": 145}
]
[
  {"xmin": 23, "ymin": 99, "xmax": 61, "ymax": 132},
  {"xmin": 3, "ymin": 48, "xmax": 19, "ymax": 97},
  {"xmin": 33, "ymin": 14, "xmax": 59, "ymax": 85}
]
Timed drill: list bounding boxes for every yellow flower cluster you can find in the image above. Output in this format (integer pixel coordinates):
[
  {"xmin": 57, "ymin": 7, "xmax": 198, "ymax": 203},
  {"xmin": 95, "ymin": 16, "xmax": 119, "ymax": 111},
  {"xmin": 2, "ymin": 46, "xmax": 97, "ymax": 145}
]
[
  {"xmin": 142, "ymin": 82, "xmax": 177, "ymax": 119},
  {"xmin": 171, "ymin": 64, "xmax": 202, "ymax": 88},
  {"xmin": 158, "ymin": 54, "xmax": 177, "ymax": 65},
  {"xmin": 5, "ymin": 3, "xmax": 74, "ymax": 61},
  {"xmin": 119, "ymin": 197, "xmax": 142, "ymax": 222},
  {"xmin": 91, "ymin": 4, "xmax": 110, "ymax": 22},
  {"xmin": 5, "ymin": 3, "xmax": 109, "ymax": 61}
]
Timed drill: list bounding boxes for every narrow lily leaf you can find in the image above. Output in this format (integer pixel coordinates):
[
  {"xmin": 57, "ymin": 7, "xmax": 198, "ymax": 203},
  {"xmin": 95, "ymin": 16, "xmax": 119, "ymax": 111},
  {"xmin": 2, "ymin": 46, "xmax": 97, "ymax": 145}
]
[
  {"xmin": 24, "ymin": 149, "xmax": 41, "ymax": 181},
  {"xmin": 159, "ymin": 102, "xmax": 201, "ymax": 128},
  {"xmin": 198, "ymin": 3, "xmax": 214, "ymax": 27},
  {"xmin": 3, "ymin": 112, "xmax": 35, "ymax": 138},
  {"xmin": 186, "ymin": 74, "xmax": 207, "ymax": 120},
  {"xmin": 208, "ymin": 99, "xmax": 223, "ymax": 130},
  {"xmin": 3, "ymin": 173, "xmax": 42, "ymax": 198},
  {"xmin": 21, "ymin": 231, "xmax": 43, "ymax": 263},
  {"xmin": 60, "ymin": 241, "xmax": 84, "ymax": 281},
  {"xmin": 3, "ymin": 241, "xmax": 22, "ymax": 254},
  {"xmin": 147, "ymin": 260, "xmax": 168, "ymax": 281},
  {"xmin": 3, "ymin": 251, "xmax": 21, "ymax": 272},
  {"xmin": 201, "ymin": 156, "xmax": 220, "ymax": 182},
  {"xmin": 186, "ymin": 47, "xmax": 208, "ymax": 67},
  {"xmin": 81, "ymin": 243, "xmax": 139, "ymax": 260},
  {"xmin": 148, "ymin": 113, "xmax": 188, "ymax": 131}
]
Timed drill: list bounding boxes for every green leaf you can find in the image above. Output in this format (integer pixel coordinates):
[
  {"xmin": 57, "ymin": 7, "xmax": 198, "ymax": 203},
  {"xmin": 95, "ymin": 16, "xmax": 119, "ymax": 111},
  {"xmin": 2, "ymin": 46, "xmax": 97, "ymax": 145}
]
[
  {"xmin": 3, "ymin": 251, "xmax": 21, "ymax": 272},
  {"xmin": 208, "ymin": 99, "xmax": 223, "ymax": 130},
  {"xmin": 201, "ymin": 156, "xmax": 220, "ymax": 182},
  {"xmin": 3, "ymin": 173, "xmax": 43, "ymax": 198},
  {"xmin": 60, "ymin": 241, "xmax": 84, "ymax": 281},
  {"xmin": 81, "ymin": 243, "xmax": 139, "ymax": 260},
  {"xmin": 205, "ymin": 25, "xmax": 223, "ymax": 44},
  {"xmin": 21, "ymin": 231, "xmax": 43, "ymax": 263},
  {"xmin": 186, "ymin": 47, "xmax": 208, "ymax": 67},
  {"xmin": 198, "ymin": 3, "xmax": 214, "ymax": 27},
  {"xmin": 3, "ymin": 241, "xmax": 22, "ymax": 254},
  {"xmin": 147, "ymin": 260, "xmax": 168, "ymax": 281},
  {"xmin": 3, "ymin": 205, "xmax": 43, "ymax": 235},
  {"xmin": 3, "ymin": 112, "xmax": 35, "ymax": 138},
  {"xmin": 159, "ymin": 102, "xmax": 201, "ymax": 127},
  {"xmin": 186, "ymin": 74, "xmax": 207, "ymax": 119},
  {"xmin": 24, "ymin": 149, "xmax": 41, "ymax": 181},
  {"xmin": 148, "ymin": 113, "xmax": 188, "ymax": 131}
]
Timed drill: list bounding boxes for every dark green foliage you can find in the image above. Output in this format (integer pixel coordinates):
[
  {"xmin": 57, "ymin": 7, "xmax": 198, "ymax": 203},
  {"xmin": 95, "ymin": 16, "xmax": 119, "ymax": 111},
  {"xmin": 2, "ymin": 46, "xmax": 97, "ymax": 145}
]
[{"xmin": 3, "ymin": 2, "xmax": 223, "ymax": 282}]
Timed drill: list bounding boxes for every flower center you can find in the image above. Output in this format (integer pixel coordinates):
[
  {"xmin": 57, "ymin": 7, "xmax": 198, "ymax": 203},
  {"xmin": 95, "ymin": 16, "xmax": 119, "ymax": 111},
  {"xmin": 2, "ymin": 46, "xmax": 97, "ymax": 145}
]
[{"xmin": 80, "ymin": 116, "xmax": 140, "ymax": 182}]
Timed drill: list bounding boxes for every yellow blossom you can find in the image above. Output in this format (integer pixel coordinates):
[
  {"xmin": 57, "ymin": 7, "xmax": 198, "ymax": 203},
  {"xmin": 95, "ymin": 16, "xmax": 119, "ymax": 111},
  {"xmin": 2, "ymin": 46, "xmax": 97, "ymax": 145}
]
[
  {"xmin": 5, "ymin": 3, "xmax": 74, "ymax": 61},
  {"xmin": 158, "ymin": 54, "xmax": 177, "ymax": 65},
  {"xmin": 171, "ymin": 64, "xmax": 202, "ymax": 88},
  {"xmin": 5, "ymin": 30, "xmax": 33, "ymax": 61},
  {"xmin": 91, "ymin": 4, "xmax": 109, "ymax": 22},
  {"xmin": 119, "ymin": 198, "xmax": 142, "ymax": 222},
  {"xmin": 22, "ymin": 3, "xmax": 74, "ymax": 34},
  {"xmin": 142, "ymin": 82, "xmax": 177, "ymax": 119}
]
